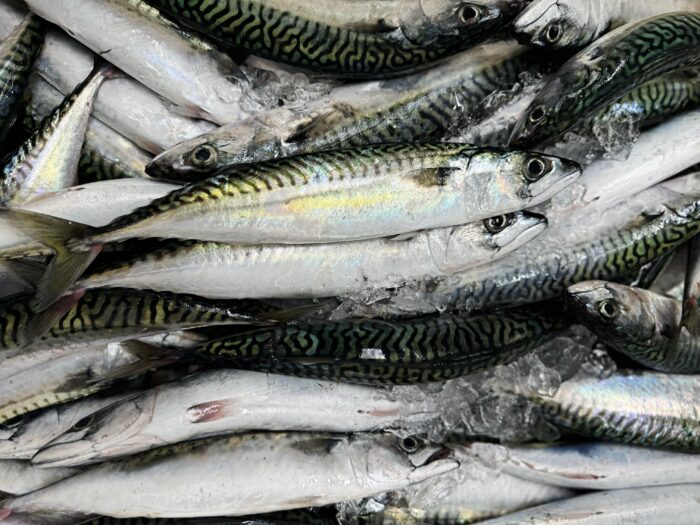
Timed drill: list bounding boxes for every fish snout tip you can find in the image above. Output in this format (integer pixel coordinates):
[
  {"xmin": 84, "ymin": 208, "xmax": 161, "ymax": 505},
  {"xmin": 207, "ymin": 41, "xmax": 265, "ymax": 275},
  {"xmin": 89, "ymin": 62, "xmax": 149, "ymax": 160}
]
[{"xmin": 31, "ymin": 441, "xmax": 96, "ymax": 469}]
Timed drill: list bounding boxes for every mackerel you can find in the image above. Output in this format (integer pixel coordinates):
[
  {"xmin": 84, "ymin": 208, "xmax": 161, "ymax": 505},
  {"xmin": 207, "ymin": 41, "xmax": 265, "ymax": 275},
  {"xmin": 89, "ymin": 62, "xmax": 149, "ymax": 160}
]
[
  {"xmin": 568, "ymin": 281, "xmax": 700, "ymax": 373},
  {"xmin": 510, "ymin": 12, "xmax": 700, "ymax": 147},
  {"xmin": 537, "ymin": 372, "xmax": 700, "ymax": 449},
  {"xmin": 76, "ymin": 211, "xmax": 547, "ymax": 300},
  {"xmin": 4, "ymin": 433, "xmax": 458, "ymax": 519},
  {"xmin": 0, "ymin": 460, "xmax": 79, "ymax": 496},
  {"xmin": 149, "ymin": 0, "xmax": 526, "ymax": 77},
  {"xmin": 0, "ymin": 14, "xmax": 43, "ymax": 141},
  {"xmin": 32, "ymin": 369, "xmax": 443, "ymax": 466},
  {"xmin": 513, "ymin": 0, "xmax": 700, "ymax": 49},
  {"xmin": 470, "ymin": 441, "xmax": 700, "ymax": 490}
]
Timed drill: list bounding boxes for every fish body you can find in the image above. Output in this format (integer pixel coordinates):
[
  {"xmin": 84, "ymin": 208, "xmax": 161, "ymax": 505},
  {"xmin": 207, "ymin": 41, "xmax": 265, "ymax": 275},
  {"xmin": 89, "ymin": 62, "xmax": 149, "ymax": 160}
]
[
  {"xmin": 568, "ymin": 281, "xmax": 700, "ymax": 373},
  {"xmin": 25, "ymin": 0, "xmax": 244, "ymax": 125},
  {"xmin": 197, "ymin": 306, "xmax": 564, "ymax": 385},
  {"xmin": 0, "ymin": 460, "xmax": 79, "ymax": 496},
  {"xmin": 77, "ymin": 211, "xmax": 547, "ymax": 300},
  {"xmin": 0, "ymin": 14, "xmax": 43, "ymax": 141},
  {"xmin": 538, "ymin": 372, "xmax": 700, "ymax": 449},
  {"xmin": 6, "ymin": 433, "xmax": 458, "ymax": 519},
  {"xmin": 1, "ymin": 63, "xmax": 111, "ymax": 205},
  {"xmin": 147, "ymin": 41, "xmax": 557, "ymax": 180},
  {"xmin": 474, "ymin": 484, "xmax": 700, "ymax": 525},
  {"xmin": 31, "ymin": 369, "xmax": 443, "ymax": 466},
  {"xmin": 510, "ymin": 12, "xmax": 700, "ymax": 147},
  {"xmin": 470, "ymin": 441, "xmax": 700, "ymax": 490},
  {"xmin": 513, "ymin": 0, "xmax": 700, "ymax": 49},
  {"xmin": 149, "ymin": 0, "xmax": 526, "ymax": 77}
]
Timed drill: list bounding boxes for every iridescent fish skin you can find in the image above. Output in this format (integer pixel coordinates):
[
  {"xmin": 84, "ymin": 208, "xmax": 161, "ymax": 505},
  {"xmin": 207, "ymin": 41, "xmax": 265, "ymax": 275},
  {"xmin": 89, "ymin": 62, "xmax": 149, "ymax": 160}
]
[
  {"xmin": 513, "ymin": 0, "xmax": 700, "ymax": 49},
  {"xmin": 568, "ymin": 281, "xmax": 700, "ymax": 373},
  {"xmin": 0, "ymin": 14, "xmax": 44, "ymax": 141},
  {"xmin": 196, "ymin": 305, "xmax": 564, "ymax": 385},
  {"xmin": 5, "ymin": 433, "xmax": 458, "ymax": 519},
  {"xmin": 76, "ymin": 211, "xmax": 547, "ymax": 300},
  {"xmin": 510, "ymin": 12, "xmax": 700, "ymax": 147},
  {"xmin": 149, "ymin": 0, "xmax": 527, "ymax": 77},
  {"xmin": 538, "ymin": 372, "xmax": 700, "ymax": 450}
]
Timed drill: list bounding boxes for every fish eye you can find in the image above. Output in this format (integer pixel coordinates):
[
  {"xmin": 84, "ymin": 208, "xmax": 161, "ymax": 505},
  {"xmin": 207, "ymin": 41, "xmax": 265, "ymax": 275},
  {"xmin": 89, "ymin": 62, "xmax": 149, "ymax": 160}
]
[
  {"xmin": 483, "ymin": 214, "xmax": 513, "ymax": 234},
  {"xmin": 529, "ymin": 105, "xmax": 547, "ymax": 123},
  {"xmin": 598, "ymin": 299, "xmax": 619, "ymax": 320},
  {"xmin": 190, "ymin": 144, "xmax": 217, "ymax": 167},
  {"xmin": 545, "ymin": 22, "xmax": 562, "ymax": 43},
  {"xmin": 399, "ymin": 436, "xmax": 425, "ymax": 453},
  {"xmin": 523, "ymin": 156, "xmax": 550, "ymax": 182},
  {"xmin": 71, "ymin": 414, "xmax": 95, "ymax": 432},
  {"xmin": 458, "ymin": 4, "xmax": 483, "ymax": 25}
]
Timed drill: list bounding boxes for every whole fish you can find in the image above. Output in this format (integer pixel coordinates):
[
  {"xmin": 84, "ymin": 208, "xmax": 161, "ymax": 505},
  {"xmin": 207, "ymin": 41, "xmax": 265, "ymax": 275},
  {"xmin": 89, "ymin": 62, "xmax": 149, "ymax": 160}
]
[
  {"xmin": 0, "ymin": 394, "xmax": 130, "ymax": 459},
  {"xmin": 513, "ymin": 0, "xmax": 700, "ymax": 49},
  {"xmin": 2, "ymin": 143, "xmax": 579, "ymax": 309},
  {"xmin": 0, "ymin": 288, "xmax": 282, "ymax": 352},
  {"xmin": 510, "ymin": 12, "xmax": 700, "ymax": 147},
  {"xmin": 0, "ymin": 14, "xmax": 43, "ymax": 141},
  {"xmin": 1, "ymin": 62, "xmax": 113, "ymax": 206},
  {"xmin": 25, "ymin": 0, "xmax": 246, "ymax": 125},
  {"xmin": 76, "ymin": 211, "xmax": 547, "ymax": 300},
  {"xmin": 0, "ymin": 460, "xmax": 79, "ymax": 496},
  {"xmin": 4, "ymin": 433, "xmax": 458, "ymax": 519},
  {"xmin": 474, "ymin": 484, "xmax": 700, "ymax": 525},
  {"xmin": 146, "ymin": 41, "xmax": 557, "ymax": 181},
  {"xmin": 149, "ymin": 0, "xmax": 527, "ymax": 77},
  {"xmin": 359, "ymin": 185, "xmax": 700, "ymax": 317},
  {"xmin": 29, "ymin": 77, "xmax": 151, "ymax": 183},
  {"xmin": 470, "ymin": 441, "xmax": 700, "ymax": 490},
  {"xmin": 196, "ymin": 305, "xmax": 564, "ymax": 385},
  {"xmin": 0, "ymin": 342, "xmax": 160, "ymax": 425},
  {"xmin": 537, "ymin": 371, "xmax": 700, "ymax": 449},
  {"xmin": 31, "ymin": 369, "xmax": 444, "ymax": 466},
  {"xmin": 568, "ymin": 281, "xmax": 700, "ymax": 373}
]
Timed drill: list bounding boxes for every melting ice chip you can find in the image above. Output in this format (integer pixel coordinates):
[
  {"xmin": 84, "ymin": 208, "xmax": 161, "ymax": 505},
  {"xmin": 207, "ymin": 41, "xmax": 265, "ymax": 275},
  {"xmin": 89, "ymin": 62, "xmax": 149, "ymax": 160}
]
[{"xmin": 360, "ymin": 348, "xmax": 386, "ymax": 360}]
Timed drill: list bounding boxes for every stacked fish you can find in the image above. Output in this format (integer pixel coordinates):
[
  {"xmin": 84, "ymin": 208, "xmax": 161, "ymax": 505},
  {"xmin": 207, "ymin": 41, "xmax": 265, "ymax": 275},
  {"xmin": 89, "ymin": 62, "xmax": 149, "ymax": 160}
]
[{"xmin": 0, "ymin": 0, "xmax": 699, "ymax": 523}]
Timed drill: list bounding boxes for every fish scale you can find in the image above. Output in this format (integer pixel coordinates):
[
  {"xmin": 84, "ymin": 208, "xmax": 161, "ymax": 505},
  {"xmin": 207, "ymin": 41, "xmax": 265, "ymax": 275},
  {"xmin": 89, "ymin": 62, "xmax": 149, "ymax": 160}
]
[
  {"xmin": 0, "ymin": 14, "xmax": 43, "ymax": 142},
  {"xmin": 197, "ymin": 307, "xmax": 564, "ymax": 384}
]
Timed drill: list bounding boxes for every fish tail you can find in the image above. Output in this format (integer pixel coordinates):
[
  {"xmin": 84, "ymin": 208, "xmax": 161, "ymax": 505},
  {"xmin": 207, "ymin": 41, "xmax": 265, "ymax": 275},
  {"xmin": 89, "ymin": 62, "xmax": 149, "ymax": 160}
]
[
  {"xmin": 0, "ymin": 209, "xmax": 102, "ymax": 311},
  {"xmin": 91, "ymin": 55, "xmax": 125, "ymax": 80},
  {"xmin": 19, "ymin": 290, "xmax": 85, "ymax": 349},
  {"xmin": 86, "ymin": 340, "xmax": 182, "ymax": 385}
]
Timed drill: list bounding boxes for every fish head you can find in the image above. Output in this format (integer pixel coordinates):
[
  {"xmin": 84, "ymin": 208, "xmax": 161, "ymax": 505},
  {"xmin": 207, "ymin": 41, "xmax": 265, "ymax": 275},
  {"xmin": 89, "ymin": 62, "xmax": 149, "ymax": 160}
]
[
  {"xmin": 348, "ymin": 433, "xmax": 458, "ymax": 490},
  {"xmin": 512, "ymin": 0, "xmax": 593, "ymax": 48},
  {"xmin": 567, "ymin": 281, "xmax": 657, "ymax": 342},
  {"xmin": 403, "ymin": 0, "xmax": 528, "ymax": 47},
  {"xmin": 431, "ymin": 211, "xmax": 547, "ymax": 272},
  {"xmin": 0, "ymin": 409, "xmax": 60, "ymax": 459},
  {"xmin": 31, "ymin": 391, "xmax": 159, "ymax": 468},
  {"xmin": 466, "ymin": 150, "xmax": 581, "ymax": 210},
  {"xmin": 508, "ymin": 68, "xmax": 588, "ymax": 147}
]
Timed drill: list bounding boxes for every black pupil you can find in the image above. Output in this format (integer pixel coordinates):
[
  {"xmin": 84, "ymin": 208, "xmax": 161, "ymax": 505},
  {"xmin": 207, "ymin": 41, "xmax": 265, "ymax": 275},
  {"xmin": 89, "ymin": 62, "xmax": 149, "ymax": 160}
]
[
  {"xmin": 194, "ymin": 146, "xmax": 212, "ymax": 162},
  {"xmin": 601, "ymin": 301, "xmax": 616, "ymax": 317},
  {"xmin": 547, "ymin": 23, "xmax": 561, "ymax": 41},
  {"xmin": 531, "ymin": 107, "xmax": 545, "ymax": 121},
  {"xmin": 491, "ymin": 216, "xmax": 505, "ymax": 229},
  {"xmin": 73, "ymin": 415, "xmax": 93, "ymax": 431},
  {"xmin": 402, "ymin": 437, "xmax": 418, "ymax": 450},
  {"xmin": 460, "ymin": 5, "xmax": 479, "ymax": 22},
  {"xmin": 528, "ymin": 159, "xmax": 545, "ymax": 178}
]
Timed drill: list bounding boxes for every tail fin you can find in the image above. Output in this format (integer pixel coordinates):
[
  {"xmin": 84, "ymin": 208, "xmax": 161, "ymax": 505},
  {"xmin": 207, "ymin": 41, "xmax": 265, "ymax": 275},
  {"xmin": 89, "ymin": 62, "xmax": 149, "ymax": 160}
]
[
  {"xmin": 0, "ymin": 209, "xmax": 101, "ymax": 311},
  {"xmin": 87, "ymin": 340, "xmax": 181, "ymax": 385},
  {"xmin": 19, "ymin": 290, "xmax": 85, "ymax": 349}
]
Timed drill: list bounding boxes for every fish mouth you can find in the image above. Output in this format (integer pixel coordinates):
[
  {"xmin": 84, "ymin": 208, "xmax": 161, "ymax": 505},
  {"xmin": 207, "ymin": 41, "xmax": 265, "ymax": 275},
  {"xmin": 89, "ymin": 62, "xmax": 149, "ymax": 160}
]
[
  {"xmin": 31, "ymin": 439, "xmax": 99, "ymax": 468},
  {"xmin": 145, "ymin": 150, "xmax": 206, "ymax": 182},
  {"xmin": 408, "ymin": 446, "xmax": 459, "ymax": 483},
  {"xmin": 566, "ymin": 281, "xmax": 613, "ymax": 315}
]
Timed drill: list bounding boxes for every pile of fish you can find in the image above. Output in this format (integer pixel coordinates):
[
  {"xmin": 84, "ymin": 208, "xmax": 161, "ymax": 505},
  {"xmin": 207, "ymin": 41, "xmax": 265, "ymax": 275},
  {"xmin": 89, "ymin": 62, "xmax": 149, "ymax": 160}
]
[{"xmin": 0, "ymin": 0, "xmax": 700, "ymax": 523}]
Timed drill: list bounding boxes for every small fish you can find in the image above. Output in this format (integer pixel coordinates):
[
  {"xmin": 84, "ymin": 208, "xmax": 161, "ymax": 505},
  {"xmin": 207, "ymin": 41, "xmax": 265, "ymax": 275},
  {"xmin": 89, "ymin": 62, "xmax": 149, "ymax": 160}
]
[
  {"xmin": 537, "ymin": 371, "xmax": 700, "ymax": 449},
  {"xmin": 474, "ymin": 484, "xmax": 700, "ymax": 525},
  {"xmin": 76, "ymin": 211, "xmax": 547, "ymax": 300},
  {"xmin": 4, "ymin": 433, "xmax": 458, "ymax": 519},
  {"xmin": 146, "ymin": 41, "xmax": 560, "ymax": 181},
  {"xmin": 0, "ymin": 394, "xmax": 129, "ymax": 459},
  {"xmin": 510, "ymin": 12, "xmax": 700, "ymax": 147},
  {"xmin": 150, "ymin": 0, "xmax": 527, "ymax": 77},
  {"xmin": 0, "ymin": 14, "xmax": 44, "ymax": 142},
  {"xmin": 196, "ymin": 305, "xmax": 565, "ymax": 385},
  {"xmin": 470, "ymin": 441, "xmax": 700, "ymax": 490},
  {"xmin": 31, "ymin": 369, "xmax": 443, "ymax": 466},
  {"xmin": 567, "ymin": 281, "xmax": 700, "ymax": 373},
  {"xmin": 1, "ymin": 143, "xmax": 580, "ymax": 310},
  {"xmin": 1, "ymin": 61, "xmax": 114, "ymax": 206},
  {"xmin": 0, "ymin": 459, "xmax": 79, "ymax": 496},
  {"xmin": 513, "ymin": 0, "xmax": 700, "ymax": 49}
]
